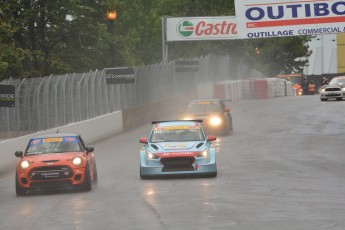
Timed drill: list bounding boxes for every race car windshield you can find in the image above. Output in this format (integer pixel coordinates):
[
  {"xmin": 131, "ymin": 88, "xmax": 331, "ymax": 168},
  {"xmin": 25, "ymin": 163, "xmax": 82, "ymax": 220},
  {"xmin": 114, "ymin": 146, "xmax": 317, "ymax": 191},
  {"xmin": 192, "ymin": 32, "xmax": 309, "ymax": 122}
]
[
  {"xmin": 329, "ymin": 78, "xmax": 345, "ymax": 85},
  {"xmin": 26, "ymin": 137, "xmax": 81, "ymax": 155},
  {"xmin": 150, "ymin": 127, "xmax": 205, "ymax": 142},
  {"xmin": 187, "ymin": 103, "xmax": 222, "ymax": 113}
]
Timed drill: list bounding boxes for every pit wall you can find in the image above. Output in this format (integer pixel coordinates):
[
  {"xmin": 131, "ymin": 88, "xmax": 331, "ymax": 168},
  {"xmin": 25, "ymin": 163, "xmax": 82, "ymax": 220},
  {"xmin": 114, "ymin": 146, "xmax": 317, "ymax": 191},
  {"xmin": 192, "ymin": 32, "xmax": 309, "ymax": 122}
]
[{"xmin": 0, "ymin": 79, "xmax": 291, "ymax": 176}]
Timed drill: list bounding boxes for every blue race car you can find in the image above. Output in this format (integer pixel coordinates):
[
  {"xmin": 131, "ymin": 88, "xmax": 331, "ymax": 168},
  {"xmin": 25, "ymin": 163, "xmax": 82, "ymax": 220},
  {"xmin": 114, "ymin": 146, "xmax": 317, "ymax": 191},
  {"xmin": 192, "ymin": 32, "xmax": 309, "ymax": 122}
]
[{"xmin": 139, "ymin": 120, "xmax": 217, "ymax": 179}]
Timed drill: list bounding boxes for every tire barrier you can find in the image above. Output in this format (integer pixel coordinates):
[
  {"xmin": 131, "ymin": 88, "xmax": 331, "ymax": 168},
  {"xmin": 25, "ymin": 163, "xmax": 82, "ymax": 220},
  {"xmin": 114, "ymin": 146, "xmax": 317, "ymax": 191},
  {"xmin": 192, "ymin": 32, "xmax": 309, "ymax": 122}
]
[
  {"xmin": 213, "ymin": 84, "xmax": 226, "ymax": 99},
  {"xmin": 213, "ymin": 81, "xmax": 242, "ymax": 101},
  {"xmin": 214, "ymin": 78, "xmax": 292, "ymax": 100},
  {"xmin": 253, "ymin": 80, "xmax": 268, "ymax": 99}
]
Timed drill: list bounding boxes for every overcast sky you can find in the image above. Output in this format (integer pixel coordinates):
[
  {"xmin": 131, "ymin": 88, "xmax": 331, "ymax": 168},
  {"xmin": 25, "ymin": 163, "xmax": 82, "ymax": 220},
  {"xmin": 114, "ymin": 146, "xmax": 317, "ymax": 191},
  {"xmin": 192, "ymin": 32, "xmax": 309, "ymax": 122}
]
[{"xmin": 304, "ymin": 34, "xmax": 337, "ymax": 75}]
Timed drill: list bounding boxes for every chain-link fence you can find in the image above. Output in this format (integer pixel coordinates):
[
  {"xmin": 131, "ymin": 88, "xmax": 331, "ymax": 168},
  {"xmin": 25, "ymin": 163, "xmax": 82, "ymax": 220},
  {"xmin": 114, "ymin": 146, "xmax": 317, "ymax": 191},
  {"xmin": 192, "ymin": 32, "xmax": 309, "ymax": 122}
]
[{"xmin": 0, "ymin": 55, "xmax": 261, "ymax": 140}]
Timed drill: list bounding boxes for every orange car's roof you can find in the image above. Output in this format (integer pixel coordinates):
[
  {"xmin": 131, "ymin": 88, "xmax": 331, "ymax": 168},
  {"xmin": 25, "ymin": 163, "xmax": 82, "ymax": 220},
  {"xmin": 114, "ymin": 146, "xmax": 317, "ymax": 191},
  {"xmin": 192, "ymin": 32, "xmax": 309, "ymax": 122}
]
[{"xmin": 31, "ymin": 133, "xmax": 80, "ymax": 139}]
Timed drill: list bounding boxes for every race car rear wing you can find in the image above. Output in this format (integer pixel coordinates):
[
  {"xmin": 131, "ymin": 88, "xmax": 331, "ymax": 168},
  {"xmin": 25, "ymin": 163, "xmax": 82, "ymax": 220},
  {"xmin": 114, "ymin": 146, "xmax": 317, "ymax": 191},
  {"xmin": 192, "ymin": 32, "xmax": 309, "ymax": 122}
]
[{"xmin": 152, "ymin": 120, "xmax": 203, "ymax": 124}]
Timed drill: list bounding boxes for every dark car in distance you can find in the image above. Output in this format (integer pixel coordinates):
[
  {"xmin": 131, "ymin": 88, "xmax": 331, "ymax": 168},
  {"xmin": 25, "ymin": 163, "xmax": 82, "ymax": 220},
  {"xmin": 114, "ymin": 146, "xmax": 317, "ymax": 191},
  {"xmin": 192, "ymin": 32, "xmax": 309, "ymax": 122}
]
[{"xmin": 182, "ymin": 99, "xmax": 233, "ymax": 135}]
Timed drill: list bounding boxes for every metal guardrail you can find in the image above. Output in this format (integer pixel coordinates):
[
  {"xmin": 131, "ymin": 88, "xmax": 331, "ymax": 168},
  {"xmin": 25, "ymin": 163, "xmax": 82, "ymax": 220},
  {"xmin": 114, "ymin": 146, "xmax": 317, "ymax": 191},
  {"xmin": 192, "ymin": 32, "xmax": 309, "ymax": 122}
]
[{"xmin": 0, "ymin": 55, "xmax": 260, "ymax": 140}]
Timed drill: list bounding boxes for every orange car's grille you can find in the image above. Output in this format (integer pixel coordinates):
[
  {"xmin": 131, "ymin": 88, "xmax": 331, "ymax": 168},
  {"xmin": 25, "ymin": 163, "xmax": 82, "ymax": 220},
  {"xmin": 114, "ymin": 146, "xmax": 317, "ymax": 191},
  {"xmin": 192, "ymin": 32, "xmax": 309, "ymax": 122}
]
[
  {"xmin": 29, "ymin": 166, "xmax": 73, "ymax": 180},
  {"xmin": 30, "ymin": 181, "xmax": 73, "ymax": 189}
]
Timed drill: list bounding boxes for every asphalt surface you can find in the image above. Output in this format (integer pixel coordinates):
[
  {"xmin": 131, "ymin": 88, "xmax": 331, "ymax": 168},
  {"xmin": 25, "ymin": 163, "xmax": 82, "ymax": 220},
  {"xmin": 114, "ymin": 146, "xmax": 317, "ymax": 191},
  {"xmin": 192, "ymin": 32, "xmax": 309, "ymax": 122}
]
[{"xmin": 1, "ymin": 95, "xmax": 345, "ymax": 230}]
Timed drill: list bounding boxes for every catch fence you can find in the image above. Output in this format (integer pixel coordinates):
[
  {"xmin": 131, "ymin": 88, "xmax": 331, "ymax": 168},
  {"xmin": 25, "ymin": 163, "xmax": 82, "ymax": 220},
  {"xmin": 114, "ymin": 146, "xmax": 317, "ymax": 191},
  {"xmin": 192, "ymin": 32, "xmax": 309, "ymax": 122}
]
[{"xmin": 0, "ymin": 55, "xmax": 260, "ymax": 140}]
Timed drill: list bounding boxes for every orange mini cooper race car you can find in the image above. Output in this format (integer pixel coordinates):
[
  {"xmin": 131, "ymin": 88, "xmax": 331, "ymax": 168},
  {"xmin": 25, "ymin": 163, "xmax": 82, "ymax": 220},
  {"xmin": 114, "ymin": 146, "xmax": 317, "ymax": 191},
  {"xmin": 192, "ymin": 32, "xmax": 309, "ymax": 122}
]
[{"xmin": 15, "ymin": 133, "xmax": 97, "ymax": 195}]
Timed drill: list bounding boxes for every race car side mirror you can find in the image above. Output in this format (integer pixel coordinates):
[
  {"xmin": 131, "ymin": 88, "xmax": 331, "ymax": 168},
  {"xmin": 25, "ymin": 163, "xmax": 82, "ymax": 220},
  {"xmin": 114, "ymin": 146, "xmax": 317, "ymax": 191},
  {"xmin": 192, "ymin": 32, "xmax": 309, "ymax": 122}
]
[
  {"xmin": 224, "ymin": 107, "xmax": 230, "ymax": 112},
  {"xmin": 207, "ymin": 135, "xmax": 216, "ymax": 141},
  {"xmin": 139, "ymin": 138, "xmax": 148, "ymax": 144},
  {"xmin": 15, "ymin": 151, "xmax": 23, "ymax": 157},
  {"xmin": 85, "ymin": 147, "xmax": 94, "ymax": 153}
]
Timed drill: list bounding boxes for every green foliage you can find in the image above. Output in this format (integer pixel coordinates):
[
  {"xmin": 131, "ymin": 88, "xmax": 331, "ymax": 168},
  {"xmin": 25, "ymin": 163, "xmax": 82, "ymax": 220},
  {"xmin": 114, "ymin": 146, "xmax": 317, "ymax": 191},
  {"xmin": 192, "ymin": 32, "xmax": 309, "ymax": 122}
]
[{"xmin": 0, "ymin": 0, "xmax": 312, "ymax": 80}]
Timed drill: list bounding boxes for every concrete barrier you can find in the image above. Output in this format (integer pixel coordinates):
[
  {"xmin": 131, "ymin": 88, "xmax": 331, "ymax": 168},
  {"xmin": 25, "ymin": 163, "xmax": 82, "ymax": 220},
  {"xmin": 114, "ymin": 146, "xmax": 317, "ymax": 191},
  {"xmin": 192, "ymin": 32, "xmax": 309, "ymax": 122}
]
[
  {"xmin": 0, "ymin": 111, "xmax": 123, "ymax": 176},
  {"xmin": 122, "ymin": 101, "xmax": 165, "ymax": 131}
]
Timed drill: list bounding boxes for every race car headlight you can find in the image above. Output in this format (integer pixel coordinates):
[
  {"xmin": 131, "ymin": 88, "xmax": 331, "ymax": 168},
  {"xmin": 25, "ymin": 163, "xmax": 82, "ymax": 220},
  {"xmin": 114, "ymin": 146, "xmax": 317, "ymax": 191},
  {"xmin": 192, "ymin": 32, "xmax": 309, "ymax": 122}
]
[
  {"xmin": 146, "ymin": 152, "xmax": 159, "ymax": 159},
  {"xmin": 183, "ymin": 116, "xmax": 193, "ymax": 120},
  {"xmin": 20, "ymin": 160, "xmax": 30, "ymax": 170},
  {"xmin": 210, "ymin": 116, "xmax": 222, "ymax": 126},
  {"xmin": 72, "ymin": 157, "xmax": 83, "ymax": 166},
  {"xmin": 197, "ymin": 149, "xmax": 209, "ymax": 157},
  {"xmin": 321, "ymin": 88, "xmax": 325, "ymax": 92}
]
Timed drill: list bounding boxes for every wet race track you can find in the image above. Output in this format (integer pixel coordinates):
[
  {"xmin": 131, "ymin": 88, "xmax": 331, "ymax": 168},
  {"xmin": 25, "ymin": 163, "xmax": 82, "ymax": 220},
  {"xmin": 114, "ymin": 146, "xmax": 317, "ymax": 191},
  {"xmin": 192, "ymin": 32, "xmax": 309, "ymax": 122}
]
[{"xmin": 1, "ymin": 95, "xmax": 345, "ymax": 230}]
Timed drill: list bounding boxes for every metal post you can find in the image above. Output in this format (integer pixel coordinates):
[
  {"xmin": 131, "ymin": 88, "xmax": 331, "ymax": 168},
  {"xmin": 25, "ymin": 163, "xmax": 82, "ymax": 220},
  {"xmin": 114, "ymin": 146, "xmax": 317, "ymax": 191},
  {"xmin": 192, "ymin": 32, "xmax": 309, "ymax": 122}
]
[
  {"xmin": 5, "ymin": 78, "xmax": 12, "ymax": 138},
  {"xmin": 77, "ymin": 73, "xmax": 86, "ymax": 122},
  {"xmin": 70, "ymin": 73, "xmax": 76, "ymax": 123},
  {"xmin": 91, "ymin": 70, "xmax": 98, "ymax": 118},
  {"xmin": 16, "ymin": 78, "xmax": 26, "ymax": 136},
  {"xmin": 35, "ymin": 77, "xmax": 46, "ymax": 131},
  {"xmin": 45, "ymin": 76, "xmax": 52, "ymax": 130},
  {"xmin": 321, "ymin": 34, "xmax": 324, "ymax": 77},
  {"xmin": 54, "ymin": 76, "xmax": 62, "ymax": 127},
  {"xmin": 161, "ymin": 17, "xmax": 168, "ymax": 63},
  {"xmin": 102, "ymin": 70, "xmax": 109, "ymax": 114},
  {"xmin": 85, "ymin": 71, "xmax": 91, "ymax": 119},
  {"xmin": 62, "ymin": 74, "xmax": 68, "ymax": 125}
]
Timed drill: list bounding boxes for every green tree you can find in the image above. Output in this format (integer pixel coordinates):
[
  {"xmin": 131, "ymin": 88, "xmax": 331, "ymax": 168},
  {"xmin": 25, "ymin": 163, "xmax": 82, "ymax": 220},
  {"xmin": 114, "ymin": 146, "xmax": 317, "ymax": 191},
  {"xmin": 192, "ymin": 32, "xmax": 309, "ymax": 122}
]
[
  {"xmin": 0, "ymin": 0, "xmax": 313, "ymax": 79},
  {"xmin": 0, "ymin": 0, "xmax": 123, "ymax": 80}
]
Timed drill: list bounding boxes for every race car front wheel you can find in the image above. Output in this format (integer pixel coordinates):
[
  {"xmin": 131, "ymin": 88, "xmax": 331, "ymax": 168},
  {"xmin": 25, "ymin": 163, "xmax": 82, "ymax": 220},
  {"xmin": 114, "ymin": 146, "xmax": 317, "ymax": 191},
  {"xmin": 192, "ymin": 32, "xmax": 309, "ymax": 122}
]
[
  {"xmin": 92, "ymin": 161, "xmax": 98, "ymax": 185},
  {"xmin": 15, "ymin": 172, "xmax": 27, "ymax": 196},
  {"xmin": 81, "ymin": 164, "xmax": 92, "ymax": 191}
]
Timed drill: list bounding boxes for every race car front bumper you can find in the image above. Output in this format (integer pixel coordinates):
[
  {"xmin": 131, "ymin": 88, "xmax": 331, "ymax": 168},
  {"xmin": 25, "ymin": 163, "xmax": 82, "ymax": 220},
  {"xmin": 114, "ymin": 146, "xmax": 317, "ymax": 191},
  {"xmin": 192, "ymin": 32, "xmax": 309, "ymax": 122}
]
[
  {"xmin": 140, "ymin": 154, "xmax": 217, "ymax": 178},
  {"xmin": 320, "ymin": 91, "xmax": 345, "ymax": 100},
  {"xmin": 140, "ymin": 163, "xmax": 217, "ymax": 178}
]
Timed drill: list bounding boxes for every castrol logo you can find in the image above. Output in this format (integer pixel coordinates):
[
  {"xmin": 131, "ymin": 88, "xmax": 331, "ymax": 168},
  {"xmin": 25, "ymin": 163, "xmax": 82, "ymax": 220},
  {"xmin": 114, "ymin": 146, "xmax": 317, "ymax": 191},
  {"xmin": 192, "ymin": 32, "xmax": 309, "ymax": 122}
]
[{"xmin": 177, "ymin": 20, "xmax": 237, "ymax": 38}]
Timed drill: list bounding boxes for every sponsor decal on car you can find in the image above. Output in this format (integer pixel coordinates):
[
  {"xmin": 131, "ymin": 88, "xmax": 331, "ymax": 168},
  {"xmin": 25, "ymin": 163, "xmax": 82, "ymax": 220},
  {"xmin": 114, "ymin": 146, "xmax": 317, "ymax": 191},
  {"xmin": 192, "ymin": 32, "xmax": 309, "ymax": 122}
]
[
  {"xmin": 30, "ymin": 139, "xmax": 42, "ymax": 146},
  {"xmin": 157, "ymin": 152, "xmax": 199, "ymax": 157},
  {"xmin": 155, "ymin": 126, "xmax": 200, "ymax": 130},
  {"xmin": 64, "ymin": 137, "xmax": 78, "ymax": 142},
  {"xmin": 43, "ymin": 138, "xmax": 63, "ymax": 143},
  {"xmin": 164, "ymin": 143, "xmax": 188, "ymax": 149}
]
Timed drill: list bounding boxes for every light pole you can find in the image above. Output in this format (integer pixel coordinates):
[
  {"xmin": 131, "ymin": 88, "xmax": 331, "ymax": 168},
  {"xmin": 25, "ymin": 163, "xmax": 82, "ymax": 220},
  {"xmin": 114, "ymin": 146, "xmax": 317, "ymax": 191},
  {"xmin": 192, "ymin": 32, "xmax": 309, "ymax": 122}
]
[
  {"xmin": 316, "ymin": 35, "xmax": 336, "ymax": 76},
  {"xmin": 106, "ymin": 10, "xmax": 117, "ymax": 67},
  {"xmin": 317, "ymin": 35, "xmax": 325, "ymax": 78}
]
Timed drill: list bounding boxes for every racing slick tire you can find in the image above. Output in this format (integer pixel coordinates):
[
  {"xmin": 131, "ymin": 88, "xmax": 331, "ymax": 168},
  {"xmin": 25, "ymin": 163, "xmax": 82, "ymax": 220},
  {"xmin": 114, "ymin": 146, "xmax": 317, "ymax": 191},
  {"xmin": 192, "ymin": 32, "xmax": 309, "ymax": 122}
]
[
  {"xmin": 221, "ymin": 115, "xmax": 233, "ymax": 135},
  {"xmin": 208, "ymin": 165, "xmax": 217, "ymax": 178},
  {"xmin": 336, "ymin": 98, "xmax": 342, "ymax": 101},
  {"xmin": 81, "ymin": 164, "xmax": 92, "ymax": 191},
  {"xmin": 228, "ymin": 115, "xmax": 233, "ymax": 131},
  {"xmin": 15, "ymin": 172, "xmax": 27, "ymax": 196},
  {"xmin": 140, "ymin": 168, "xmax": 148, "ymax": 180},
  {"xmin": 93, "ymin": 161, "xmax": 98, "ymax": 185},
  {"xmin": 221, "ymin": 126, "xmax": 230, "ymax": 136}
]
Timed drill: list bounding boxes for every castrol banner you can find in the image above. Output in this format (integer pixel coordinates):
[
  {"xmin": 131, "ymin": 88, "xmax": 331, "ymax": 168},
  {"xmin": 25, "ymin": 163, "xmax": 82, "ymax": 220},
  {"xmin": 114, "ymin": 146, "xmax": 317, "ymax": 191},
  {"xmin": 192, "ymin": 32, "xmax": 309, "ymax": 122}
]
[
  {"xmin": 235, "ymin": 0, "xmax": 345, "ymax": 39},
  {"xmin": 166, "ymin": 17, "xmax": 237, "ymax": 42}
]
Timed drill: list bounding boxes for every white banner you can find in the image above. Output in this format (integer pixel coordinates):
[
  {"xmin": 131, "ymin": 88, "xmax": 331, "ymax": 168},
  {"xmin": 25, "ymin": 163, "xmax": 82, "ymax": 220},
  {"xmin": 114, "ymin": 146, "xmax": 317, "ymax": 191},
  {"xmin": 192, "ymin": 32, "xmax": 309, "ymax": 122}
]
[
  {"xmin": 166, "ymin": 17, "xmax": 237, "ymax": 42},
  {"xmin": 235, "ymin": 0, "xmax": 345, "ymax": 39}
]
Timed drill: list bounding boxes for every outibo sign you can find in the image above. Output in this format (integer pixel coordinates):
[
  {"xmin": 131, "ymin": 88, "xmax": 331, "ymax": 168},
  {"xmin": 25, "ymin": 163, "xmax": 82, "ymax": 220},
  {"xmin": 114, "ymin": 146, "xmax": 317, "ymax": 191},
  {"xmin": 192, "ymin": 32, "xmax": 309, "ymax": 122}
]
[
  {"xmin": 104, "ymin": 67, "xmax": 135, "ymax": 84},
  {"xmin": 0, "ymin": 84, "xmax": 15, "ymax": 107},
  {"xmin": 166, "ymin": 16, "xmax": 237, "ymax": 42},
  {"xmin": 235, "ymin": 0, "xmax": 345, "ymax": 39}
]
